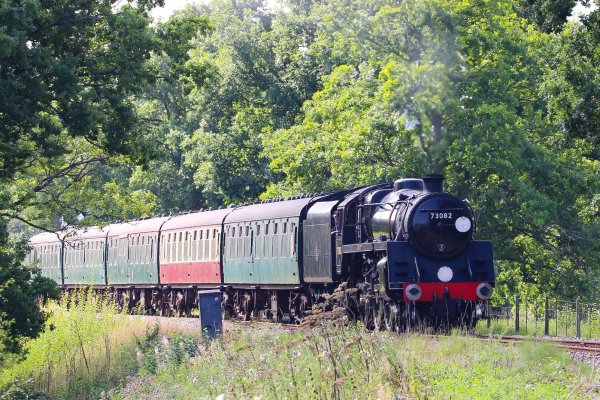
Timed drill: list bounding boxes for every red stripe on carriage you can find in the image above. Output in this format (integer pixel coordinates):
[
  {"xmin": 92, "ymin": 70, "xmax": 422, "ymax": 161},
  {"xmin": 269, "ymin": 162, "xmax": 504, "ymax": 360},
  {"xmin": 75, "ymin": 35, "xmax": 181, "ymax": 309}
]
[
  {"xmin": 402, "ymin": 282, "xmax": 483, "ymax": 302},
  {"xmin": 160, "ymin": 261, "xmax": 221, "ymax": 284}
]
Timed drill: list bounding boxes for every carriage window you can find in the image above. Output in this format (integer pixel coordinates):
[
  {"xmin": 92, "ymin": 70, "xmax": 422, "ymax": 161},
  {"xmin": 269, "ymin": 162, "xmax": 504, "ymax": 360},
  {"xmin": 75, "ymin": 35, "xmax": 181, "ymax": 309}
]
[
  {"xmin": 238, "ymin": 226, "xmax": 242, "ymax": 236},
  {"xmin": 283, "ymin": 222, "xmax": 287, "ymax": 234},
  {"xmin": 245, "ymin": 226, "xmax": 249, "ymax": 237},
  {"xmin": 265, "ymin": 223, "xmax": 269, "ymax": 235},
  {"xmin": 178, "ymin": 232, "xmax": 182, "ymax": 241},
  {"xmin": 256, "ymin": 225, "xmax": 261, "ymax": 236},
  {"xmin": 274, "ymin": 223, "xmax": 278, "ymax": 235},
  {"xmin": 213, "ymin": 229, "xmax": 217, "ymax": 239}
]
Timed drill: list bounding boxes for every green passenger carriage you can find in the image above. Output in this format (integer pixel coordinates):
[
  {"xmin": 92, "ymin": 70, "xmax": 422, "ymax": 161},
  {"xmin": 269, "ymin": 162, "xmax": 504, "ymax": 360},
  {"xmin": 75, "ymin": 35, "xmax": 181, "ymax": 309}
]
[
  {"xmin": 105, "ymin": 217, "xmax": 168, "ymax": 286},
  {"xmin": 63, "ymin": 227, "xmax": 107, "ymax": 286},
  {"xmin": 222, "ymin": 198, "xmax": 312, "ymax": 286},
  {"xmin": 29, "ymin": 232, "xmax": 64, "ymax": 285}
]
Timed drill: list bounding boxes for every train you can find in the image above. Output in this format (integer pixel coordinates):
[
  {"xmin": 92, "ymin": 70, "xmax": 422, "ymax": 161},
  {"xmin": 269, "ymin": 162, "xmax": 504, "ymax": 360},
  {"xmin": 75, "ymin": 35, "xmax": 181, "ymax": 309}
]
[{"xmin": 28, "ymin": 175, "xmax": 495, "ymax": 329}]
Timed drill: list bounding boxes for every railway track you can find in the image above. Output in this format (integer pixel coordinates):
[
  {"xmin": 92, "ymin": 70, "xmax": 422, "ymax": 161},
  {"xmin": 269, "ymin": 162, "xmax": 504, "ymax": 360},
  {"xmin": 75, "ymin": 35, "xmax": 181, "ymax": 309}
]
[{"xmin": 477, "ymin": 334, "xmax": 600, "ymax": 354}]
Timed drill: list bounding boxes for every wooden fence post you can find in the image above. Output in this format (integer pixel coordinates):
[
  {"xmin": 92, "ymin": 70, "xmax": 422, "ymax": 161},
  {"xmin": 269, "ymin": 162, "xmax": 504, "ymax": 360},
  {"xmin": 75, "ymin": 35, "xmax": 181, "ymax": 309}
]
[
  {"xmin": 544, "ymin": 296, "xmax": 549, "ymax": 336},
  {"xmin": 515, "ymin": 295, "xmax": 520, "ymax": 333},
  {"xmin": 576, "ymin": 299, "xmax": 581, "ymax": 339}
]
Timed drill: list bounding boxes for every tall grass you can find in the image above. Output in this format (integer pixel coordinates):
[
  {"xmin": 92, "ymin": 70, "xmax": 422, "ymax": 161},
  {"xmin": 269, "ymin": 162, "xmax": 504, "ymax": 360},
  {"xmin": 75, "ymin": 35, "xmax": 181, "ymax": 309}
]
[
  {"xmin": 2, "ymin": 295, "xmax": 598, "ymax": 399},
  {"xmin": 0, "ymin": 289, "xmax": 150, "ymax": 399},
  {"xmin": 116, "ymin": 323, "xmax": 600, "ymax": 400}
]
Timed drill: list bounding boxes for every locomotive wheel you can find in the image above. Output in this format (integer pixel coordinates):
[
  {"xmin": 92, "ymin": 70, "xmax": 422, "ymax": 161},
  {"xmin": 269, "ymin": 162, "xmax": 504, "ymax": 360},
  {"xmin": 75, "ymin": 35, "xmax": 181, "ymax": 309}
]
[
  {"xmin": 383, "ymin": 303, "xmax": 398, "ymax": 332},
  {"xmin": 404, "ymin": 301, "xmax": 419, "ymax": 333},
  {"xmin": 363, "ymin": 296, "xmax": 376, "ymax": 330},
  {"xmin": 373, "ymin": 298, "xmax": 385, "ymax": 332}
]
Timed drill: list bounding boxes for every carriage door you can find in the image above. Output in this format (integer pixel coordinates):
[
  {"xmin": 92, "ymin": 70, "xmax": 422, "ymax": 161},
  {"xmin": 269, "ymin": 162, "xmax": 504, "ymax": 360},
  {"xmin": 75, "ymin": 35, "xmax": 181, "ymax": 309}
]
[
  {"xmin": 247, "ymin": 226, "xmax": 255, "ymax": 283},
  {"xmin": 117, "ymin": 235, "xmax": 129, "ymax": 281},
  {"xmin": 250, "ymin": 228, "xmax": 254, "ymax": 264}
]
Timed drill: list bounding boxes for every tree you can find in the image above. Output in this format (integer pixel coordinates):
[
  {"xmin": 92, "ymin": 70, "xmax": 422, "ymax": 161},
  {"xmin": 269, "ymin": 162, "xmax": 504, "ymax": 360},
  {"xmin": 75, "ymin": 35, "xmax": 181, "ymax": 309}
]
[
  {"xmin": 516, "ymin": 0, "xmax": 578, "ymax": 32},
  {"xmin": 175, "ymin": 0, "xmax": 330, "ymax": 204},
  {"xmin": 0, "ymin": 219, "xmax": 59, "ymax": 364},
  {"xmin": 0, "ymin": 0, "xmax": 163, "ymax": 182},
  {"xmin": 264, "ymin": 64, "xmax": 428, "ymax": 195},
  {"xmin": 542, "ymin": 5, "xmax": 600, "ymax": 155},
  {"xmin": 0, "ymin": 0, "xmax": 165, "ymax": 360}
]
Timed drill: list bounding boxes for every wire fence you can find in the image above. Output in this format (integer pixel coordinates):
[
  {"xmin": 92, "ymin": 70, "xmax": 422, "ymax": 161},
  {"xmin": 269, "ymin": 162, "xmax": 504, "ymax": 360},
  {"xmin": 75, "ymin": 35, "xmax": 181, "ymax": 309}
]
[{"xmin": 476, "ymin": 296, "xmax": 600, "ymax": 339}]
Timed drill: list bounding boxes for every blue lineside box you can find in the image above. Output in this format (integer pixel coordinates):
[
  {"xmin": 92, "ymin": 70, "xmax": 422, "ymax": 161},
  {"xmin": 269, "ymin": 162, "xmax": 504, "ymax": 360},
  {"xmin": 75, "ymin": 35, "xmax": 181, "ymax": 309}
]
[{"xmin": 198, "ymin": 289, "xmax": 223, "ymax": 339}]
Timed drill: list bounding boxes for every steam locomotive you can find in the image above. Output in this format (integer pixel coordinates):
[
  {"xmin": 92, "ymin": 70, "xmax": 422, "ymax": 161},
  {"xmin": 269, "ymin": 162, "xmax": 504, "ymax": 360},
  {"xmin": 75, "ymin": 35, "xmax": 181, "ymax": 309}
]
[{"xmin": 28, "ymin": 175, "xmax": 494, "ymax": 328}]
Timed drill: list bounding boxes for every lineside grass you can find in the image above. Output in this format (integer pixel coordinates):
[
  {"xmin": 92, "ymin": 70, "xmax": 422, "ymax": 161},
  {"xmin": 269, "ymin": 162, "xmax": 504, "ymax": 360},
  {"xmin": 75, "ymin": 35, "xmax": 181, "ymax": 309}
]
[
  {"xmin": 0, "ymin": 290, "xmax": 171, "ymax": 400},
  {"xmin": 114, "ymin": 323, "xmax": 599, "ymax": 400},
  {"xmin": 2, "ymin": 296, "xmax": 598, "ymax": 400}
]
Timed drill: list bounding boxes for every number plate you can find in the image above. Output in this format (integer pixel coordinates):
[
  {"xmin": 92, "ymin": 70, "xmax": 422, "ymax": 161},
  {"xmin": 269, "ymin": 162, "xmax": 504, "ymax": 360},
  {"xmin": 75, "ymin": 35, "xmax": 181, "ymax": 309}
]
[{"xmin": 429, "ymin": 212, "xmax": 453, "ymax": 220}]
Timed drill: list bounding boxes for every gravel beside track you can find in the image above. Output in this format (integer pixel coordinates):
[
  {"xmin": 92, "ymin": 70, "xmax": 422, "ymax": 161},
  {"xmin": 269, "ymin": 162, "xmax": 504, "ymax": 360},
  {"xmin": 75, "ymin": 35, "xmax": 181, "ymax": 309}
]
[{"xmin": 126, "ymin": 314, "xmax": 301, "ymax": 336}]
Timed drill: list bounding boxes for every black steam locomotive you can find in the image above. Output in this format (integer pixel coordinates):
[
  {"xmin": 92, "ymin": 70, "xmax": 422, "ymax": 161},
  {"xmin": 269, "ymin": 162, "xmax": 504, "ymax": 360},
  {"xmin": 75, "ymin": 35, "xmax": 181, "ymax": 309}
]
[
  {"xmin": 333, "ymin": 174, "xmax": 494, "ymax": 329},
  {"xmin": 29, "ymin": 175, "xmax": 494, "ymax": 329}
]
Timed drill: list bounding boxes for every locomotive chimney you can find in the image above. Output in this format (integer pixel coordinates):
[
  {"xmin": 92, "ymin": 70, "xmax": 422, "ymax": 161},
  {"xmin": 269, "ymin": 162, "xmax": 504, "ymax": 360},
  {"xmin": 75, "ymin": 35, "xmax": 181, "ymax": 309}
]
[{"xmin": 422, "ymin": 174, "xmax": 444, "ymax": 193}]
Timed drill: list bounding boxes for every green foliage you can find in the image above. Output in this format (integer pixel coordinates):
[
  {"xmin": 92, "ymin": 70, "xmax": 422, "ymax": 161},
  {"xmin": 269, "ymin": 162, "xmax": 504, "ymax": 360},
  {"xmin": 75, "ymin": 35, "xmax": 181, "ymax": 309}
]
[
  {"xmin": 0, "ymin": 0, "xmax": 161, "ymax": 181},
  {"xmin": 516, "ymin": 0, "xmax": 578, "ymax": 32},
  {"xmin": 135, "ymin": 324, "xmax": 198, "ymax": 375},
  {"xmin": 0, "ymin": 290, "xmax": 146, "ymax": 399},
  {"xmin": 154, "ymin": 0, "xmax": 333, "ymax": 205},
  {"xmin": 0, "ymin": 223, "xmax": 58, "ymax": 363},
  {"xmin": 264, "ymin": 63, "xmax": 429, "ymax": 194},
  {"xmin": 0, "ymin": 0, "xmax": 166, "ymax": 363},
  {"xmin": 543, "ymin": 9, "xmax": 600, "ymax": 152}
]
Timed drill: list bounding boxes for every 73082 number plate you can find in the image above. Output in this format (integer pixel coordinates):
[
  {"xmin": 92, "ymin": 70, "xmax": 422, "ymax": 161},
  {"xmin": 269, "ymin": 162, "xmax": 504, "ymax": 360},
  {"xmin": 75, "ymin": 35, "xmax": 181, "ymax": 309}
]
[{"xmin": 429, "ymin": 212, "xmax": 452, "ymax": 220}]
